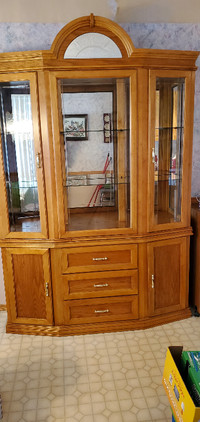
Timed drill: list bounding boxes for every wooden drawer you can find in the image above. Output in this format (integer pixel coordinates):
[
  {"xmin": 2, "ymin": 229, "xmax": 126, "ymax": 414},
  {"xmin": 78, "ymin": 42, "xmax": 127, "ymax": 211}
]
[
  {"xmin": 61, "ymin": 244, "xmax": 138, "ymax": 274},
  {"xmin": 63, "ymin": 269, "xmax": 138, "ymax": 299},
  {"xmin": 63, "ymin": 296, "xmax": 138, "ymax": 324}
]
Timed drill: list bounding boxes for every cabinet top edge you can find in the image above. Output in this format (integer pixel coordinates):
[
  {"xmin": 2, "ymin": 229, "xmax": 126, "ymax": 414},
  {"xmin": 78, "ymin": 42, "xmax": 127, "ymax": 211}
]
[{"xmin": 0, "ymin": 49, "xmax": 198, "ymax": 72}]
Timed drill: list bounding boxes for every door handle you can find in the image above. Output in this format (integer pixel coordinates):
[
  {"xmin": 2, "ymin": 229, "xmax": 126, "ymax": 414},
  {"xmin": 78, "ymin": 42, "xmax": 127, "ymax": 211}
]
[{"xmin": 45, "ymin": 282, "xmax": 49, "ymax": 297}]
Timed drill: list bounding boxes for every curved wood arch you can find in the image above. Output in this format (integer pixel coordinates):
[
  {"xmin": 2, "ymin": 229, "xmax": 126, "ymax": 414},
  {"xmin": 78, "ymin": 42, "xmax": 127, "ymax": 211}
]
[{"xmin": 51, "ymin": 14, "xmax": 135, "ymax": 59}]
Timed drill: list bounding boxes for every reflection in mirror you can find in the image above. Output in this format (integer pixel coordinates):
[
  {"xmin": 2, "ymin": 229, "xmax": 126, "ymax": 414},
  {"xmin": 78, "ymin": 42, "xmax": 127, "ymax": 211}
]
[
  {"xmin": 154, "ymin": 77, "xmax": 185, "ymax": 225},
  {"xmin": 64, "ymin": 33, "xmax": 122, "ymax": 59},
  {"xmin": 59, "ymin": 77, "xmax": 130, "ymax": 231},
  {"xmin": 0, "ymin": 81, "xmax": 41, "ymax": 232}
]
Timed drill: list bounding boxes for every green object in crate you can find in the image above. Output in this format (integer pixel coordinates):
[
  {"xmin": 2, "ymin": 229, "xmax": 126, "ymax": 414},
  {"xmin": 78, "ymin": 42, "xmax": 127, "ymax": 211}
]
[{"xmin": 181, "ymin": 351, "xmax": 200, "ymax": 406}]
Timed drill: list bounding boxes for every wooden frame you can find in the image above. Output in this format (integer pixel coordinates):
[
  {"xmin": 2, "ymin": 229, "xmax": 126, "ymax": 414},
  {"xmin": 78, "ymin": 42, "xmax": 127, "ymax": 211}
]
[
  {"xmin": 51, "ymin": 14, "xmax": 135, "ymax": 59},
  {"xmin": 0, "ymin": 14, "xmax": 198, "ymax": 336},
  {"xmin": 49, "ymin": 69, "xmax": 138, "ymax": 239},
  {"xmin": 0, "ymin": 72, "xmax": 48, "ymax": 239},
  {"xmin": 148, "ymin": 69, "xmax": 195, "ymax": 232}
]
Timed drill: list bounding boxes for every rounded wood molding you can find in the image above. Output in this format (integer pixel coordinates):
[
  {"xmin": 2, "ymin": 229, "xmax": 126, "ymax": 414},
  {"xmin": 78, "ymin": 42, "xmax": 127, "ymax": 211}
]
[{"xmin": 51, "ymin": 14, "xmax": 135, "ymax": 59}]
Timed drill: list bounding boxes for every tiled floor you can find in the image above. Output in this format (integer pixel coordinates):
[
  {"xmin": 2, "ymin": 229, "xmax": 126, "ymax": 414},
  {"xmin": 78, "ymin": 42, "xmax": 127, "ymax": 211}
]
[{"xmin": 0, "ymin": 312, "xmax": 200, "ymax": 422}]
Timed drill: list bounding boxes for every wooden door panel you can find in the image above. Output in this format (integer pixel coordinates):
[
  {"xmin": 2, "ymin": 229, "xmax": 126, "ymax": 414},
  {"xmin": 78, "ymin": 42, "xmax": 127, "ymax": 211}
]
[
  {"xmin": 148, "ymin": 238, "xmax": 187, "ymax": 316},
  {"xmin": 2, "ymin": 248, "xmax": 53, "ymax": 325},
  {"xmin": 154, "ymin": 244, "xmax": 180, "ymax": 310},
  {"xmin": 13, "ymin": 254, "xmax": 47, "ymax": 319}
]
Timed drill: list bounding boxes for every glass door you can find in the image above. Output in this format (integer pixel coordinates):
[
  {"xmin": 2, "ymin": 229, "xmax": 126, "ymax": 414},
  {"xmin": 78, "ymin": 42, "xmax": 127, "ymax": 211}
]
[
  {"xmin": 149, "ymin": 70, "xmax": 192, "ymax": 231},
  {"xmin": 50, "ymin": 70, "xmax": 137, "ymax": 237},
  {"xmin": 0, "ymin": 73, "xmax": 47, "ymax": 238}
]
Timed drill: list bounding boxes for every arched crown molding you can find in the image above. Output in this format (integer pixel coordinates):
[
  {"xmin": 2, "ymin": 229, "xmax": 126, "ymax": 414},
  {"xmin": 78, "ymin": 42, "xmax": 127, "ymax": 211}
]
[{"xmin": 51, "ymin": 14, "xmax": 135, "ymax": 59}]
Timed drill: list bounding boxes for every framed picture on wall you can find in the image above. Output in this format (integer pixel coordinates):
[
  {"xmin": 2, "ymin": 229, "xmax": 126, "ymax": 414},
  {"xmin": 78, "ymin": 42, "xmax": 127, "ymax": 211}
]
[{"xmin": 64, "ymin": 114, "xmax": 88, "ymax": 140}]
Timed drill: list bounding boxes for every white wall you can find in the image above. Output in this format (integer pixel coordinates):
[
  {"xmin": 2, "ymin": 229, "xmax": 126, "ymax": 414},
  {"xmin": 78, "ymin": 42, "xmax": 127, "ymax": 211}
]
[
  {"xmin": 0, "ymin": 0, "xmax": 117, "ymax": 23},
  {"xmin": 0, "ymin": 0, "xmax": 200, "ymax": 24}
]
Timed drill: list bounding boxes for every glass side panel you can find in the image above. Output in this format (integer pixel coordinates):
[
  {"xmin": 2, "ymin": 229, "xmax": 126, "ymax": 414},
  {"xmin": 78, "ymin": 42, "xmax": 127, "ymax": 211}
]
[
  {"xmin": 154, "ymin": 77, "xmax": 185, "ymax": 225},
  {"xmin": 59, "ymin": 77, "xmax": 130, "ymax": 231},
  {"xmin": 0, "ymin": 81, "xmax": 41, "ymax": 232}
]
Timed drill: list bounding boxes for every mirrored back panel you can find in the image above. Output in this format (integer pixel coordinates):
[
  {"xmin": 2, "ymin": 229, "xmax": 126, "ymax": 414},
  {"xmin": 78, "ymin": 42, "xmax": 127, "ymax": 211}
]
[{"xmin": 59, "ymin": 77, "xmax": 130, "ymax": 232}]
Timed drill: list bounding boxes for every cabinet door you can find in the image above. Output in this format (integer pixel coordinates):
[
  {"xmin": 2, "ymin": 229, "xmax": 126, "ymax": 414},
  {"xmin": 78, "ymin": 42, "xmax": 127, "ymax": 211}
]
[
  {"xmin": 148, "ymin": 238, "xmax": 188, "ymax": 316},
  {"xmin": 148, "ymin": 70, "xmax": 195, "ymax": 231},
  {"xmin": 2, "ymin": 248, "xmax": 53, "ymax": 325},
  {"xmin": 50, "ymin": 70, "xmax": 137, "ymax": 237},
  {"xmin": 0, "ymin": 73, "xmax": 47, "ymax": 239}
]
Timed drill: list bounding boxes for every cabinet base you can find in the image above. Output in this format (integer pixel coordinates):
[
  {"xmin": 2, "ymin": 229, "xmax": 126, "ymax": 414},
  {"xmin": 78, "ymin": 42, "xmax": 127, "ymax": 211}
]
[{"xmin": 6, "ymin": 308, "xmax": 192, "ymax": 336}]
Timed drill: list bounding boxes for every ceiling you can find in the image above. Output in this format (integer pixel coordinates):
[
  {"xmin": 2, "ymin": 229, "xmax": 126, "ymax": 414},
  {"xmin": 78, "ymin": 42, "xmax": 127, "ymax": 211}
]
[{"xmin": 0, "ymin": 0, "xmax": 200, "ymax": 23}]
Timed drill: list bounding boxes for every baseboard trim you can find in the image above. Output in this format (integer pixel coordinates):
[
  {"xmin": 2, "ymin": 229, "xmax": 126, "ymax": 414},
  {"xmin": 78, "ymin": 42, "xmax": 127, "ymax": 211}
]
[{"xmin": 6, "ymin": 308, "xmax": 192, "ymax": 336}]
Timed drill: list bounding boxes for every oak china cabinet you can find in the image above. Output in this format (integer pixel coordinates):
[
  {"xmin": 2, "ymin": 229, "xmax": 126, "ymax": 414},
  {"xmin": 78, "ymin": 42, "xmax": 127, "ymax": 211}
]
[{"xmin": 0, "ymin": 14, "xmax": 198, "ymax": 335}]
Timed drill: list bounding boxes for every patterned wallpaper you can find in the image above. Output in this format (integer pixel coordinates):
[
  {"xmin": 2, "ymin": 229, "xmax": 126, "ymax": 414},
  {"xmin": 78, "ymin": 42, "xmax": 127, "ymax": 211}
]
[{"xmin": 123, "ymin": 23, "xmax": 200, "ymax": 196}]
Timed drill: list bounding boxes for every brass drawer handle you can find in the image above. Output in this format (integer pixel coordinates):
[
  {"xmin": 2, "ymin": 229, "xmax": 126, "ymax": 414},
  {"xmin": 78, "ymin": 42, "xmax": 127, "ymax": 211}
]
[
  {"xmin": 92, "ymin": 257, "xmax": 108, "ymax": 261},
  {"xmin": 94, "ymin": 283, "xmax": 109, "ymax": 288},
  {"xmin": 95, "ymin": 309, "xmax": 109, "ymax": 314}
]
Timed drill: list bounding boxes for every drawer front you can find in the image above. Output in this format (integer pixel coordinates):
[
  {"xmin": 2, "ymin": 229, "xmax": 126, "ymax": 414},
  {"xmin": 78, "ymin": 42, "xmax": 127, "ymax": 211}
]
[
  {"xmin": 61, "ymin": 245, "xmax": 138, "ymax": 274},
  {"xmin": 63, "ymin": 269, "xmax": 138, "ymax": 299},
  {"xmin": 64, "ymin": 296, "xmax": 138, "ymax": 324}
]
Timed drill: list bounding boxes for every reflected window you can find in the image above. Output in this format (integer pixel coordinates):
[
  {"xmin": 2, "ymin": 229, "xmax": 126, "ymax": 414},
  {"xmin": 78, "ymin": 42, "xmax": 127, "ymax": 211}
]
[{"xmin": 0, "ymin": 81, "xmax": 41, "ymax": 232}]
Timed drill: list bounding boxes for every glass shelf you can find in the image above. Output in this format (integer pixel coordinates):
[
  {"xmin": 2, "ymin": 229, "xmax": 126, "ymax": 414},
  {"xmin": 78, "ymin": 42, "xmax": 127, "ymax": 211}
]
[
  {"xmin": 154, "ymin": 171, "xmax": 182, "ymax": 178},
  {"xmin": 6, "ymin": 182, "xmax": 38, "ymax": 190},
  {"xmin": 155, "ymin": 178, "xmax": 182, "ymax": 183},
  {"xmin": 155, "ymin": 126, "xmax": 184, "ymax": 130},
  {"xmin": 64, "ymin": 177, "xmax": 130, "ymax": 188},
  {"xmin": 61, "ymin": 128, "xmax": 129, "ymax": 135}
]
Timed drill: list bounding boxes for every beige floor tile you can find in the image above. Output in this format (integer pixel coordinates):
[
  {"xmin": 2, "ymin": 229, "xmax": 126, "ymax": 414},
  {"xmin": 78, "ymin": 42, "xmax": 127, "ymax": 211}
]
[
  {"xmin": 2, "ymin": 312, "xmax": 200, "ymax": 422},
  {"xmin": 137, "ymin": 408, "xmax": 152, "ymax": 421},
  {"xmin": 109, "ymin": 413, "xmax": 124, "ymax": 422},
  {"xmin": 5, "ymin": 412, "xmax": 23, "ymax": 422}
]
